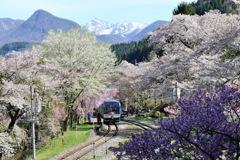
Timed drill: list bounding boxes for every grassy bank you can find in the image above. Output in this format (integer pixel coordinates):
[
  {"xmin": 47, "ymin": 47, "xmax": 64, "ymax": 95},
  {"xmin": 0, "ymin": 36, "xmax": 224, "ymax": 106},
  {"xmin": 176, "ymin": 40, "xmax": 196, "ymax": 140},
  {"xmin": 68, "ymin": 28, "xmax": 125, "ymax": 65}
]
[{"xmin": 27, "ymin": 123, "xmax": 95, "ymax": 160}]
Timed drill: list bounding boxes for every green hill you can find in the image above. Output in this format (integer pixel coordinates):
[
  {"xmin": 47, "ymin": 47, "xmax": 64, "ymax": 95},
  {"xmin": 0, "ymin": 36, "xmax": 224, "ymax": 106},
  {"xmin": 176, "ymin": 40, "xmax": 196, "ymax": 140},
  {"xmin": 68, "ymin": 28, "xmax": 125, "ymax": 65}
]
[{"xmin": 0, "ymin": 41, "xmax": 40, "ymax": 56}]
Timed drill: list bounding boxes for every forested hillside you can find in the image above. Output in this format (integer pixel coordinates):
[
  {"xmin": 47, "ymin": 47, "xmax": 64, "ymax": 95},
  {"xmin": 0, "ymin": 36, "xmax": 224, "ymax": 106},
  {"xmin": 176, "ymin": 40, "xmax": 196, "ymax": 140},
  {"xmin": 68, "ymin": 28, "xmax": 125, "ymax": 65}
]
[
  {"xmin": 1, "ymin": 39, "xmax": 154, "ymax": 65},
  {"xmin": 110, "ymin": 38, "xmax": 154, "ymax": 64},
  {"xmin": 173, "ymin": 0, "xmax": 239, "ymax": 15},
  {"xmin": 0, "ymin": 41, "xmax": 40, "ymax": 56},
  {"xmin": 110, "ymin": 41, "xmax": 135, "ymax": 62},
  {"xmin": 0, "ymin": 10, "xmax": 79, "ymax": 46}
]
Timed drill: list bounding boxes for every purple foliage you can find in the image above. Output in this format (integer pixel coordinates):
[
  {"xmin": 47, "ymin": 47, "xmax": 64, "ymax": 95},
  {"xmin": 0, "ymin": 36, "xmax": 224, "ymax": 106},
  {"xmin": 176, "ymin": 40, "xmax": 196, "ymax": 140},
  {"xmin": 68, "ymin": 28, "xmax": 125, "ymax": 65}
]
[{"xmin": 109, "ymin": 85, "xmax": 240, "ymax": 160}]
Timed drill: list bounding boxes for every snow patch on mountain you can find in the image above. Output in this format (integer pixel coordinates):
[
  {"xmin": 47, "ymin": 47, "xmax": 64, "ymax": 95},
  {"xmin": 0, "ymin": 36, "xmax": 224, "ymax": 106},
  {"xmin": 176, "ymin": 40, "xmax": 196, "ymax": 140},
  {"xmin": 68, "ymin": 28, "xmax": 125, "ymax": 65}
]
[
  {"xmin": 0, "ymin": 18, "xmax": 24, "ymax": 32},
  {"xmin": 84, "ymin": 18, "xmax": 148, "ymax": 39}
]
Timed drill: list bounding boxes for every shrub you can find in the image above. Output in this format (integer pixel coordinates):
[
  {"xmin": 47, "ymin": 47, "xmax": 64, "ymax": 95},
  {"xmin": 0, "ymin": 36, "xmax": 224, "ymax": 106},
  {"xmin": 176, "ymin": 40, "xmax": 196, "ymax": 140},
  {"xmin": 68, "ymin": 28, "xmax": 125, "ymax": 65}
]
[
  {"xmin": 110, "ymin": 85, "xmax": 240, "ymax": 159},
  {"xmin": 153, "ymin": 111, "xmax": 165, "ymax": 117},
  {"xmin": 146, "ymin": 99, "xmax": 162, "ymax": 109}
]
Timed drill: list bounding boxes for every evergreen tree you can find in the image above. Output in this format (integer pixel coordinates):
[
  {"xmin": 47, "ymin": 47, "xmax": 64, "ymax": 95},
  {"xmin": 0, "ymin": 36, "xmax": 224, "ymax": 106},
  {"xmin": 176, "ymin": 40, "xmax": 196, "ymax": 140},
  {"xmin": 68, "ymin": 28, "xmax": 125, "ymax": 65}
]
[
  {"xmin": 173, "ymin": 0, "xmax": 238, "ymax": 16},
  {"xmin": 173, "ymin": 2, "xmax": 194, "ymax": 15},
  {"xmin": 205, "ymin": 2, "xmax": 210, "ymax": 11},
  {"xmin": 219, "ymin": 0, "xmax": 222, "ymax": 8},
  {"xmin": 110, "ymin": 37, "xmax": 155, "ymax": 64},
  {"xmin": 232, "ymin": 3, "xmax": 237, "ymax": 10},
  {"xmin": 216, "ymin": 1, "xmax": 219, "ymax": 10}
]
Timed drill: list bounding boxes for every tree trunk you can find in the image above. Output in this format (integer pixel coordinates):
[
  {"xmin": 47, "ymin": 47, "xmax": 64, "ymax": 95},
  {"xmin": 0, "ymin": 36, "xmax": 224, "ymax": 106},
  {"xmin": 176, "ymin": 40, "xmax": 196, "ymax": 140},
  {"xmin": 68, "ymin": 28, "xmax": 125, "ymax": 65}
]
[
  {"xmin": 77, "ymin": 117, "xmax": 79, "ymax": 125},
  {"xmin": 6, "ymin": 105, "xmax": 24, "ymax": 133},
  {"xmin": 70, "ymin": 112, "xmax": 73, "ymax": 128},
  {"xmin": 63, "ymin": 116, "xmax": 69, "ymax": 131},
  {"xmin": 8, "ymin": 117, "xmax": 17, "ymax": 132},
  {"xmin": 0, "ymin": 152, "xmax": 3, "ymax": 160}
]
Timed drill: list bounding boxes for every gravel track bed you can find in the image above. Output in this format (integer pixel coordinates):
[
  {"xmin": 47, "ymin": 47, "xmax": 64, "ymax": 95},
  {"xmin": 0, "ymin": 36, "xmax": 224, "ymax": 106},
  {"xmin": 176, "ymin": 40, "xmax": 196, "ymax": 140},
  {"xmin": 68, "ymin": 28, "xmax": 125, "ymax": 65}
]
[
  {"xmin": 48, "ymin": 123, "xmax": 126, "ymax": 160},
  {"xmin": 48, "ymin": 133, "xmax": 103, "ymax": 160},
  {"xmin": 97, "ymin": 121, "xmax": 136, "ymax": 160},
  {"xmin": 73, "ymin": 125, "xmax": 117, "ymax": 160},
  {"xmin": 49, "ymin": 115, "xmax": 160, "ymax": 160}
]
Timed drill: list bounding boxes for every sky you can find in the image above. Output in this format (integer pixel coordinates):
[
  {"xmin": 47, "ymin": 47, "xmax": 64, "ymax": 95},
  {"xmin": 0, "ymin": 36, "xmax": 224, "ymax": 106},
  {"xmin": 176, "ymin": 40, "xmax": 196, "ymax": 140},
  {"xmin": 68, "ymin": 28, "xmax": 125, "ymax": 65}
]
[{"xmin": 0, "ymin": 0, "xmax": 195, "ymax": 25}]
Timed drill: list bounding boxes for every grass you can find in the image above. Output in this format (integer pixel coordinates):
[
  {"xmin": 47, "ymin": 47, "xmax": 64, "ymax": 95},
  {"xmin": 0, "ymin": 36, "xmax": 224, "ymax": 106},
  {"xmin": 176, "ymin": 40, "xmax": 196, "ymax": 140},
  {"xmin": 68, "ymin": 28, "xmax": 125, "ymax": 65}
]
[
  {"xmin": 130, "ymin": 125, "xmax": 143, "ymax": 135},
  {"xmin": 27, "ymin": 123, "xmax": 94, "ymax": 160},
  {"xmin": 17, "ymin": 122, "xmax": 29, "ymax": 128},
  {"xmin": 134, "ymin": 116, "xmax": 157, "ymax": 122},
  {"xmin": 0, "ymin": 124, "xmax": 7, "ymax": 132}
]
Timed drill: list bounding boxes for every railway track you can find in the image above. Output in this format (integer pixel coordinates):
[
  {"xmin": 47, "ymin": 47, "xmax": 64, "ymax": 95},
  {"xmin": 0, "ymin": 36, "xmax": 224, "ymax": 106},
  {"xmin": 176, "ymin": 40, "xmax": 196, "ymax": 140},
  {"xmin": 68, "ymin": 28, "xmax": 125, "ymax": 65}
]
[
  {"xmin": 58, "ymin": 123, "xmax": 118, "ymax": 160},
  {"xmin": 122, "ymin": 119, "xmax": 154, "ymax": 131},
  {"xmin": 111, "ymin": 119, "xmax": 154, "ymax": 160}
]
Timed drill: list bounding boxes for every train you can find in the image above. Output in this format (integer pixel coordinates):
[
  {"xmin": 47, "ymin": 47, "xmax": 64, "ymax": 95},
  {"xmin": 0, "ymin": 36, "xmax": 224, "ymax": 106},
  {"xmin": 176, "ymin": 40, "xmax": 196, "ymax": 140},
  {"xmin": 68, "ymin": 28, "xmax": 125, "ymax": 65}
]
[{"xmin": 99, "ymin": 99, "xmax": 122, "ymax": 123}]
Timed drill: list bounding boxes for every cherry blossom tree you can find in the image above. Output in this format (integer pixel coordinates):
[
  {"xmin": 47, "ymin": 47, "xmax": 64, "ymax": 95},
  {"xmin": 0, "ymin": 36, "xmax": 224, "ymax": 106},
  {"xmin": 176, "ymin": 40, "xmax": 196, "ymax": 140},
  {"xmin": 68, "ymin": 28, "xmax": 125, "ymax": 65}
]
[
  {"xmin": 144, "ymin": 10, "xmax": 240, "ymax": 100},
  {"xmin": 0, "ymin": 132, "xmax": 15, "ymax": 159},
  {"xmin": 0, "ymin": 49, "xmax": 57, "ymax": 132},
  {"xmin": 116, "ymin": 60, "xmax": 154, "ymax": 108},
  {"xmin": 0, "ymin": 49, "xmax": 56, "ymax": 158},
  {"xmin": 72, "ymin": 86, "xmax": 119, "ymax": 123},
  {"xmin": 39, "ymin": 27, "xmax": 117, "ymax": 130},
  {"xmin": 52, "ymin": 103, "xmax": 67, "ymax": 122},
  {"xmin": 109, "ymin": 10, "xmax": 240, "ymax": 159}
]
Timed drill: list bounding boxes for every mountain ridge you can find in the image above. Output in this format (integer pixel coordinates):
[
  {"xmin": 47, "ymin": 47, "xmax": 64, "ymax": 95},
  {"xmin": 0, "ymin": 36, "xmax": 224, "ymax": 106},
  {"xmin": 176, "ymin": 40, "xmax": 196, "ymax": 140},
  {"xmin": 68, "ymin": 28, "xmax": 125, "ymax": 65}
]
[
  {"xmin": 84, "ymin": 18, "xmax": 148, "ymax": 39},
  {"xmin": 130, "ymin": 20, "xmax": 169, "ymax": 42},
  {"xmin": 0, "ymin": 9, "xmax": 169, "ymax": 46},
  {"xmin": 0, "ymin": 18, "xmax": 24, "ymax": 33},
  {"xmin": 0, "ymin": 9, "xmax": 79, "ymax": 45}
]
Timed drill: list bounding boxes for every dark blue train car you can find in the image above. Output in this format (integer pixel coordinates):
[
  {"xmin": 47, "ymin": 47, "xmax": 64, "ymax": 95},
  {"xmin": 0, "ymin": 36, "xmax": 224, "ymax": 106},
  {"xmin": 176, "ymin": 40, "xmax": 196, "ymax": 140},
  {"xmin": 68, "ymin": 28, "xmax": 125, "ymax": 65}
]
[{"xmin": 99, "ymin": 99, "xmax": 121, "ymax": 123}]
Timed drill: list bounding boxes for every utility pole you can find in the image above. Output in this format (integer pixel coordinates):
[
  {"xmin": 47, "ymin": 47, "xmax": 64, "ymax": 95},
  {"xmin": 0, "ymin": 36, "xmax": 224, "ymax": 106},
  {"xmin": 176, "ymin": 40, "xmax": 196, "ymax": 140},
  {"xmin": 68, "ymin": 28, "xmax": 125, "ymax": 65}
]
[
  {"xmin": 30, "ymin": 86, "xmax": 36, "ymax": 160},
  {"xmin": 26, "ymin": 85, "xmax": 42, "ymax": 160},
  {"xmin": 175, "ymin": 82, "xmax": 177, "ymax": 101},
  {"xmin": 137, "ymin": 82, "xmax": 139, "ymax": 116},
  {"xmin": 172, "ymin": 82, "xmax": 178, "ymax": 104}
]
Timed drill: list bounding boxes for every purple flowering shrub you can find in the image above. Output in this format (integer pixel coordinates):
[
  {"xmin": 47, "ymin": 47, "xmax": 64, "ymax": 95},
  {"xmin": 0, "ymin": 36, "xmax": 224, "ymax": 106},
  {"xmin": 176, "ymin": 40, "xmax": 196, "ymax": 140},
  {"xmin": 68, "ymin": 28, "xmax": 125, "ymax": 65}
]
[{"xmin": 109, "ymin": 85, "xmax": 240, "ymax": 160}]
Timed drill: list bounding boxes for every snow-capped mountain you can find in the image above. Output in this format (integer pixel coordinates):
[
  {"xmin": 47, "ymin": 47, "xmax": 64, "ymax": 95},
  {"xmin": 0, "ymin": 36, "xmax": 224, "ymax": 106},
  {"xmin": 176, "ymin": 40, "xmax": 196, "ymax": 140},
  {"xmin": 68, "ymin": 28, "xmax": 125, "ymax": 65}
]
[
  {"xmin": 0, "ymin": 10, "xmax": 168, "ymax": 45},
  {"xmin": 84, "ymin": 18, "xmax": 148, "ymax": 39}
]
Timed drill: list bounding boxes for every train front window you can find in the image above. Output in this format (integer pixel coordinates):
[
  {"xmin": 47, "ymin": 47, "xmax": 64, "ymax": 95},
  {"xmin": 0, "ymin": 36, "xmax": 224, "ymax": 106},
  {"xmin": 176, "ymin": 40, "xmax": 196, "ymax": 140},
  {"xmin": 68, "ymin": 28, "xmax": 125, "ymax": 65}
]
[
  {"xmin": 105, "ymin": 102, "xmax": 119, "ymax": 107},
  {"xmin": 105, "ymin": 102, "xmax": 119, "ymax": 112},
  {"xmin": 105, "ymin": 107, "xmax": 119, "ymax": 112}
]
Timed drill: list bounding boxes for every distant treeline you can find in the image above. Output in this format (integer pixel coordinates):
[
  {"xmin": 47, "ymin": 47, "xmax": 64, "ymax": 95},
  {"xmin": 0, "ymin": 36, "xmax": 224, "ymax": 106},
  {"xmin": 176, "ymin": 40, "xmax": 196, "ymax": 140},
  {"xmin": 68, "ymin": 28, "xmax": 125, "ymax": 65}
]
[
  {"xmin": 0, "ymin": 40, "xmax": 155, "ymax": 64},
  {"xmin": 173, "ymin": 0, "xmax": 239, "ymax": 16},
  {"xmin": 0, "ymin": 42, "xmax": 40, "ymax": 56},
  {"xmin": 110, "ymin": 37, "xmax": 154, "ymax": 64}
]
